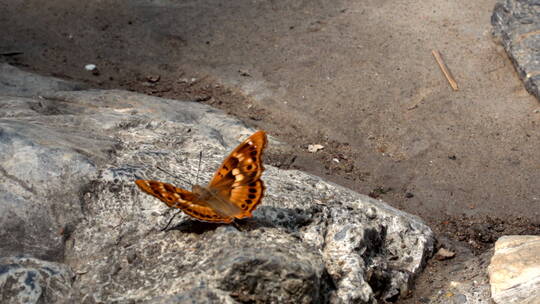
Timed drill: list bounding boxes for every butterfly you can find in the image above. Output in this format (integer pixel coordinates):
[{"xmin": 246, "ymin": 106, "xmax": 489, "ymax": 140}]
[{"xmin": 135, "ymin": 131, "xmax": 267, "ymax": 223}]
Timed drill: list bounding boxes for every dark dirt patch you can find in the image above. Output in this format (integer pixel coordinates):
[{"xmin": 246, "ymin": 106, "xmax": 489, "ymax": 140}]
[{"xmin": 434, "ymin": 215, "xmax": 540, "ymax": 254}]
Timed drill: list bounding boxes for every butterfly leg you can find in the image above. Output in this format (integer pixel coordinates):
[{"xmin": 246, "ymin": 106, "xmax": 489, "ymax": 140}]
[
  {"xmin": 161, "ymin": 210, "xmax": 183, "ymax": 231},
  {"xmin": 232, "ymin": 219, "xmax": 255, "ymax": 231},
  {"xmin": 229, "ymin": 219, "xmax": 238, "ymax": 230}
]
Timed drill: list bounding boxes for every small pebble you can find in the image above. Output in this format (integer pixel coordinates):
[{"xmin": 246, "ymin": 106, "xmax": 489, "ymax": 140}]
[
  {"xmin": 84, "ymin": 64, "xmax": 99, "ymax": 75},
  {"xmin": 147, "ymin": 75, "xmax": 160, "ymax": 83},
  {"xmin": 308, "ymin": 144, "xmax": 324, "ymax": 153},
  {"xmin": 435, "ymin": 247, "xmax": 456, "ymax": 260},
  {"xmin": 84, "ymin": 64, "xmax": 96, "ymax": 71}
]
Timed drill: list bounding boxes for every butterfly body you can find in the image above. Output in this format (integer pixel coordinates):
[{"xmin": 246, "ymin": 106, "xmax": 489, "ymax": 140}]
[
  {"xmin": 190, "ymin": 184, "xmax": 244, "ymax": 218},
  {"xmin": 135, "ymin": 131, "xmax": 267, "ymax": 223}
]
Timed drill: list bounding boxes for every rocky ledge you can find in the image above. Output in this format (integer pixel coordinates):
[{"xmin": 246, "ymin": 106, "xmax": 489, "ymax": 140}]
[
  {"xmin": 492, "ymin": 0, "xmax": 540, "ymax": 101},
  {"xmin": 0, "ymin": 64, "xmax": 435, "ymax": 303}
]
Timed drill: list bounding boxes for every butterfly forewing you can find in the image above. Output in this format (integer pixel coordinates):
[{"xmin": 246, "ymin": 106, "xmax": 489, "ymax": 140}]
[{"xmin": 209, "ymin": 131, "xmax": 267, "ymax": 188}]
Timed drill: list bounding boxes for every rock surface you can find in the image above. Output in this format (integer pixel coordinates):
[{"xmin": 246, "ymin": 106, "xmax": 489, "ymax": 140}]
[
  {"xmin": 0, "ymin": 256, "xmax": 74, "ymax": 304},
  {"xmin": 488, "ymin": 235, "xmax": 540, "ymax": 304},
  {"xmin": 0, "ymin": 64, "xmax": 435, "ymax": 303},
  {"xmin": 0, "ymin": 66, "xmax": 95, "ymax": 261},
  {"xmin": 0, "ymin": 63, "xmax": 86, "ymax": 97},
  {"xmin": 492, "ymin": 0, "xmax": 540, "ymax": 101}
]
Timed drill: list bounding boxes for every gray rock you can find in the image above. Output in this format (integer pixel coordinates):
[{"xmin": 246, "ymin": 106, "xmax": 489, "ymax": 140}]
[
  {"xmin": 0, "ymin": 104, "xmax": 102, "ymax": 260},
  {"xmin": 492, "ymin": 0, "xmax": 540, "ymax": 101},
  {"xmin": 488, "ymin": 235, "xmax": 540, "ymax": 304},
  {"xmin": 0, "ymin": 64, "xmax": 435, "ymax": 303},
  {"xmin": 0, "ymin": 64, "xmax": 85, "ymax": 97},
  {"xmin": 0, "ymin": 256, "xmax": 74, "ymax": 304}
]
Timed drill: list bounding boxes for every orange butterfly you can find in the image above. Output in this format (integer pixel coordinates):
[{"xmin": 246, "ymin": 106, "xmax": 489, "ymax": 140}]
[{"xmin": 135, "ymin": 131, "xmax": 267, "ymax": 223}]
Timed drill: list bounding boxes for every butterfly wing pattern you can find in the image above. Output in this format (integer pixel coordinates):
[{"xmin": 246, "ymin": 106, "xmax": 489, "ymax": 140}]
[
  {"xmin": 134, "ymin": 179, "xmax": 235, "ymax": 223},
  {"xmin": 135, "ymin": 131, "xmax": 267, "ymax": 223},
  {"xmin": 209, "ymin": 130, "xmax": 267, "ymax": 218}
]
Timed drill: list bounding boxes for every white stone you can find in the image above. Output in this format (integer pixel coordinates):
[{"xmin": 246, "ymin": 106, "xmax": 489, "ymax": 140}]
[
  {"xmin": 307, "ymin": 144, "xmax": 324, "ymax": 153},
  {"xmin": 84, "ymin": 64, "xmax": 97, "ymax": 71},
  {"xmin": 488, "ymin": 235, "xmax": 540, "ymax": 304}
]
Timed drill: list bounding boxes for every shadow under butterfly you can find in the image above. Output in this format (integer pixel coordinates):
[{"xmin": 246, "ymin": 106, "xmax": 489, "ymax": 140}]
[{"xmin": 163, "ymin": 205, "xmax": 316, "ymax": 233}]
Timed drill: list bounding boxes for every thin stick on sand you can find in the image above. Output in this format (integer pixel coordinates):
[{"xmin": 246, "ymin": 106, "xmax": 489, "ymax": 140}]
[{"xmin": 432, "ymin": 50, "xmax": 459, "ymax": 91}]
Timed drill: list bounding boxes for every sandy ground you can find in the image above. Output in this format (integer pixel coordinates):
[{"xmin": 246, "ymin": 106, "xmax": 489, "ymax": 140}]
[{"xmin": 2, "ymin": 0, "xmax": 539, "ymax": 302}]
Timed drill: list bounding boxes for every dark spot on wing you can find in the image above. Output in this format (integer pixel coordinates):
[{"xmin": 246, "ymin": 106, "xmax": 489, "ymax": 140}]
[{"xmin": 164, "ymin": 184, "xmax": 175, "ymax": 192}]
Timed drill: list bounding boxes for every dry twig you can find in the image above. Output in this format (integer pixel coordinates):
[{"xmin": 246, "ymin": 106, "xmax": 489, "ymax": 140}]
[{"xmin": 432, "ymin": 50, "xmax": 458, "ymax": 91}]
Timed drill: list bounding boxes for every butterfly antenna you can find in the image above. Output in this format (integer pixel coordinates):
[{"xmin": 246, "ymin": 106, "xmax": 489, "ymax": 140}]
[
  {"xmin": 156, "ymin": 166, "xmax": 192, "ymax": 187},
  {"xmin": 195, "ymin": 151, "xmax": 203, "ymax": 185}
]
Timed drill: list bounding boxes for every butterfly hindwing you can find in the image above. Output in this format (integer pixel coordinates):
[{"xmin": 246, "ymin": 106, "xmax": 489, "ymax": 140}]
[
  {"xmin": 181, "ymin": 205, "xmax": 234, "ymax": 223},
  {"xmin": 229, "ymin": 179, "xmax": 265, "ymax": 217},
  {"xmin": 135, "ymin": 180, "xmax": 234, "ymax": 223}
]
